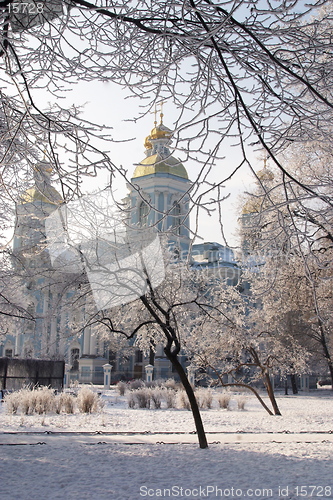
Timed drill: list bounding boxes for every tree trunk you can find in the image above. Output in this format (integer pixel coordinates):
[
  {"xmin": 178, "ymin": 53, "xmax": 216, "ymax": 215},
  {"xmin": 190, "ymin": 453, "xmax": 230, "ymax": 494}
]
[
  {"xmin": 263, "ymin": 373, "xmax": 281, "ymax": 416},
  {"xmin": 290, "ymin": 374, "xmax": 298, "ymax": 394},
  {"xmin": 321, "ymin": 339, "xmax": 333, "ymax": 390},
  {"xmin": 164, "ymin": 349, "xmax": 208, "ymax": 449},
  {"xmin": 318, "ymin": 318, "xmax": 333, "ymax": 390},
  {"xmin": 207, "ymin": 363, "xmax": 274, "ymax": 415}
]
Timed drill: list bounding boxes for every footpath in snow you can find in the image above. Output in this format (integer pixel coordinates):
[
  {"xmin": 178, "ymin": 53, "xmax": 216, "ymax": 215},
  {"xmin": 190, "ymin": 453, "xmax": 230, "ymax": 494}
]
[{"xmin": 1, "ymin": 389, "xmax": 332, "ymax": 500}]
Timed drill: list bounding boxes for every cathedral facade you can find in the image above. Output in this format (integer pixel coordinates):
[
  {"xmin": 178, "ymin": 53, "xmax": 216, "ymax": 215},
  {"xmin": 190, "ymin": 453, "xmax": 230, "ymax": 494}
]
[{"xmin": 1, "ymin": 117, "xmax": 239, "ymax": 384}]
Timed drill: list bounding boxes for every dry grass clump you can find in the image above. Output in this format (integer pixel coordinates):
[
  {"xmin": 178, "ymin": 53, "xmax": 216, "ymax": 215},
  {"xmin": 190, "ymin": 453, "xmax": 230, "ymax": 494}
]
[
  {"xmin": 217, "ymin": 393, "xmax": 231, "ymax": 409},
  {"xmin": 4, "ymin": 385, "xmax": 102, "ymax": 415},
  {"xmin": 195, "ymin": 388, "xmax": 213, "ymax": 409},
  {"xmin": 5, "ymin": 386, "xmax": 55, "ymax": 415},
  {"xmin": 176, "ymin": 390, "xmax": 191, "ymax": 410},
  {"xmin": 77, "ymin": 387, "xmax": 100, "ymax": 413},
  {"xmin": 237, "ymin": 395, "xmax": 247, "ymax": 410}
]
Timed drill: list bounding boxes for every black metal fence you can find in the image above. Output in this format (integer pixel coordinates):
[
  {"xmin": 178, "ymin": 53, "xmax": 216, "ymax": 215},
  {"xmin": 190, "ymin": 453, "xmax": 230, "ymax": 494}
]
[{"xmin": 0, "ymin": 358, "xmax": 65, "ymax": 391}]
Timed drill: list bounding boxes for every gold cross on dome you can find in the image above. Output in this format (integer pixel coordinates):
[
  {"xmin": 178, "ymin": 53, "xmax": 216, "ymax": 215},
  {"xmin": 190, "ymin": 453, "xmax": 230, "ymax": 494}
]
[
  {"xmin": 150, "ymin": 105, "xmax": 158, "ymax": 126},
  {"xmin": 159, "ymin": 100, "xmax": 166, "ymax": 124}
]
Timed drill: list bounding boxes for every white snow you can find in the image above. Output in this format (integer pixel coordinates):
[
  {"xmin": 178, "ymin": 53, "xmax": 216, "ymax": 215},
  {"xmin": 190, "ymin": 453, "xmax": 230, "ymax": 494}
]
[{"xmin": 1, "ymin": 388, "xmax": 332, "ymax": 499}]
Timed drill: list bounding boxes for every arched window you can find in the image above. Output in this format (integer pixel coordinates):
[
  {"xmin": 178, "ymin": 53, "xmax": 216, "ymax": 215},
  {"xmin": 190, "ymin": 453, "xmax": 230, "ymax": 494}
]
[
  {"xmin": 139, "ymin": 201, "xmax": 149, "ymax": 227},
  {"xmin": 171, "ymin": 202, "xmax": 181, "ymax": 235}
]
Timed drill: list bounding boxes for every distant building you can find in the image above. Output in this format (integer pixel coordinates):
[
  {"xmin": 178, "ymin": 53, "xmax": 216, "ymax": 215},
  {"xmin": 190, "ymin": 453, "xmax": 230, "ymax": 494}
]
[{"xmin": 2, "ymin": 116, "xmax": 240, "ymax": 383}]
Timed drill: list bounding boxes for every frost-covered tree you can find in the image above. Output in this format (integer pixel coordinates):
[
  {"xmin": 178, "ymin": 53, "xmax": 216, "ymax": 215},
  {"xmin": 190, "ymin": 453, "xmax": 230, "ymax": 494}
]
[
  {"xmin": 76, "ymin": 257, "xmax": 210, "ymax": 448},
  {"xmin": 1, "ymin": 0, "xmax": 333, "ymax": 240},
  {"xmin": 184, "ymin": 278, "xmax": 309, "ymax": 415},
  {"xmin": 239, "ymin": 140, "xmax": 333, "ymax": 388},
  {"xmin": 1, "ymin": 0, "xmax": 333, "ymax": 336},
  {"xmin": 249, "ymin": 253, "xmax": 333, "ymax": 389}
]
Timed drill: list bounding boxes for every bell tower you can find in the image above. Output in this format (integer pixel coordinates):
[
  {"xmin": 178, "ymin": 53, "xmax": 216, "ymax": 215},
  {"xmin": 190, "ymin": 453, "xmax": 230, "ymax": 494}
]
[{"xmin": 129, "ymin": 111, "xmax": 192, "ymax": 258}]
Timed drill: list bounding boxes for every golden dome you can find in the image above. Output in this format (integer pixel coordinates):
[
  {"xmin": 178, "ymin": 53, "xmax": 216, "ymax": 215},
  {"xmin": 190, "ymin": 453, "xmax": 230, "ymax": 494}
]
[
  {"xmin": 144, "ymin": 122, "xmax": 172, "ymax": 150},
  {"xmin": 242, "ymin": 197, "xmax": 262, "ymax": 215},
  {"xmin": 35, "ymin": 160, "xmax": 53, "ymax": 175},
  {"xmin": 149, "ymin": 123, "xmax": 172, "ymax": 140},
  {"xmin": 256, "ymin": 167, "xmax": 274, "ymax": 181},
  {"xmin": 20, "ymin": 186, "xmax": 63, "ymax": 205},
  {"xmin": 132, "ymin": 153, "xmax": 188, "ymax": 180},
  {"xmin": 144, "ymin": 136, "xmax": 152, "ymax": 150}
]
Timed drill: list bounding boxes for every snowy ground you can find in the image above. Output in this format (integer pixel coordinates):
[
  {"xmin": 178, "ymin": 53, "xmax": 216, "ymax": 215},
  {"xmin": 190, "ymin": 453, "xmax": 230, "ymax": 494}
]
[{"xmin": 1, "ymin": 388, "xmax": 332, "ymax": 500}]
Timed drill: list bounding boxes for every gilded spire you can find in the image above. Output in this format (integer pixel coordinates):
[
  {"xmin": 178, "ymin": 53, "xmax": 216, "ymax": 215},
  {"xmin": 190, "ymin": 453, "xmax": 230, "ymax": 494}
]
[
  {"xmin": 134, "ymin": 103, "xmax": 188, "ymax": 180},
  {"xmin": 256, "ymin": 155, "xmax": 274, "ymax": 181},
  {"xmin": 144, "ymin": 101, "xmax": 172, "ymax": 151}
]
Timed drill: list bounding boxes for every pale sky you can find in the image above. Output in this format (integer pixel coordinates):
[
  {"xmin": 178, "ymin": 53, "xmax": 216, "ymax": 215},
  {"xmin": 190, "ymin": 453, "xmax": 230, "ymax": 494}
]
[{"xmin": 31, "ymin": 79, "xmax": 258, "ymax": 248}]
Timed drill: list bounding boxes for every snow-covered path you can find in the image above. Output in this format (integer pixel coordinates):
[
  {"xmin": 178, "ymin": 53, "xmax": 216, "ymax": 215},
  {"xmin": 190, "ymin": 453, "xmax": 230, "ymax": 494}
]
[
  {"xmin": 1, "ymin": 439, "xmax": 332, "ymax": 500},
  {"xmin": 1, "ymin": 430, "xmax": 333, "ymax": 445},
  {"xmin": 1, "ymin": 390, "xmax": 332, "ymax": 499}
]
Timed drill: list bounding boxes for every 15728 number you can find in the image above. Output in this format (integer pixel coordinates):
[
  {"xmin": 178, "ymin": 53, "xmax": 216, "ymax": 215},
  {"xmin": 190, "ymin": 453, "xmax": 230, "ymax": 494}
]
[
  {"xmin": 295, "ymin": 486, "xmax": 332, "ymax": 497},
  {"xmin": 8, "ymin": 2, "xmax": 44, "ymax": 14}
]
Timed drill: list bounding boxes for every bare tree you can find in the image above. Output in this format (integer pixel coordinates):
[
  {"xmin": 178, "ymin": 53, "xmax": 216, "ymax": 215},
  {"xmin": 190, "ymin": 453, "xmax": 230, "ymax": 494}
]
[
  {"xmin": 239, "ymin": 140, "xmax": 333, "ymax": 388},
  {"xmin": 249, "ymin": 253, "xmax": 333, "ymax": 389},
  {"xmin": 0, "ymin": 0, "xmax": 333, "ymax": 243},
  {"xmin": 183, "ymin": 275, "xmax": 309, "ymax": 415},
  {"xmin": 76, "ymin": 256, "xmax": 210, "ymax": 449}
]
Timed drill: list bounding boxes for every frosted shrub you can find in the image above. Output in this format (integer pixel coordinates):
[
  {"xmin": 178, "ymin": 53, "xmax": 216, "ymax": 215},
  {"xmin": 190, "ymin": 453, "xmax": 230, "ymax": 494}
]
[
  {"xmin": 127, "ymin": 392, "xmax": 136, "ymax": 408},
  {"xmin": 128, "ymin": 379, "xmax": 144, "ymax": 391},
  {"xmin": 77, "ymin": 387, "xmax": 99, "ymax": 414},
  {"xmin": 34, "ymin": 387, "xmax": 54, "ymax": 415},
  {"xmin": 4, "ymin": 391, "xmax": 21, "ymax": 414},
  {"xmin": 20, "ymin": 388, "xmax": 33, "ymax": 415},
  {"xmin": 237, "ymin": 396, "xmax": 247, "ymax": 411},
  {"xmin": 145, "ymin": 381, "xmax": 158, "ymax": 388},
  {"xmin": 164, "ymin": 388, "xmax": 176, "ymax": 408},
  {"xmin": 163, "ymin": 378, "xmax": 178, "ymax": 391},
  {"xmin": 134, "ymin": 388, "xmax": 151, "ymax": 409},
  {"xmin": 176, "ymin": 390, "xmax": 191, "ymax": 410},
  {"xmin": 5, "ymin": 386, "xmax": 55, "ymax": 415},
  {"xmin": 54, "ymin": 394, "xmax": 63, "ymax": 414},
  {"xmin": 117, "ymin": 381, "xmax": 127, "ymax": 396},
  {"xmin": 218, "ymin": 393, "xmax": 231, "ymax": 410},
  {"xmin": 150, "ymin": 389, "xmax": 163, "ymax": 409},
  {"xmin": 152, "ymin": 378, "xmax": 165, "ymax": 388},
  {"xmin": 205, "ymin": 390, "xmax": 213, "ymax": 409},
  {"xmin": 196, "ymin": 388, "xmax": 213, "ymax": 409},
  {"xmin": 29, "ymin": 390, "xmax": 39, "ymax": 414},
  {"xmin": 61, "ymin": 393, "xmax": 75, "ymax": 414}
]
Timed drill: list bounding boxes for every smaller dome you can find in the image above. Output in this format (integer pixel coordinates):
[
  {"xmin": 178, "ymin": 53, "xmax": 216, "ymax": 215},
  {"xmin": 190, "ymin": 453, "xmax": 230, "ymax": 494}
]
[
  {"xmin": 150, "ymin": 123, "xmax": 172, "ymax": 140},
  {"xmin": 35, "ymin": 160, "xmax": 53, "ymax": 175},
  {"xmin": 20, "ymin": 185, "xmax": 63, "ymax": 206},
  {"xmin": 242, "ymin": 197, "xmax": 262, "ymax": 215},
  {"xmin": 256, "ymin": 166, "xmax": 274, "ymax": 182},
  {"xmin": 144, "ymin": 136, "xmax": 152, "ymax": 150},
  {"xmin": 144, "ymin": 122, "xmax": 172, "ymax": 150},
  {"xmin": 135, "ymin": 112, "xmax": 189, "ymax": 180}
]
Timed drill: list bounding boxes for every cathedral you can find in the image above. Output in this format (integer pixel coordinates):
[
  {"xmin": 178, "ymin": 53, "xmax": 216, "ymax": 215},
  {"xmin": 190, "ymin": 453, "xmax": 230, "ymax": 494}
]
[{"xmin": 1, "ymin": 114, "xmax": 239, "ymax": 384}]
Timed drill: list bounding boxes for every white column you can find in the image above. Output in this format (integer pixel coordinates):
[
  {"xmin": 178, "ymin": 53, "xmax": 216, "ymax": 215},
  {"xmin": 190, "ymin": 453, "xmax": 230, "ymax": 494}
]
[
  {"xmin": 14, "ymin": 329, "xmax": 20, "ymax": 356},
  {"xmin": 90, "ymin": 333, "xmax": 97, "ymax": 355},
  {"xmin": 83, "ymin": 328, "xmax": 90, "ymax": 355},
  {"xmin": 145, "ymin": 364, "xmax": 154, "ymax": 383},
  {"xmin": 41, "ymin": 292, "xmax": 49, "ymax": 355},
  {"xmin": 103, "ymin": 364, "xmax": 112, "ymax": 389},
  {"xmin": 163, "ymin": 192, "xmax": 168, "ymax": 230},
  {"xmin": 64, "ymin": 364, "xmax": 71, "ymax": 388},
  {"xmin": 187, "ymin": 365, "xmax": 196, "ymax": 387},
  {"xmin": 49, "ymin": 315, "xmax": 57, "ymax": 356}
]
